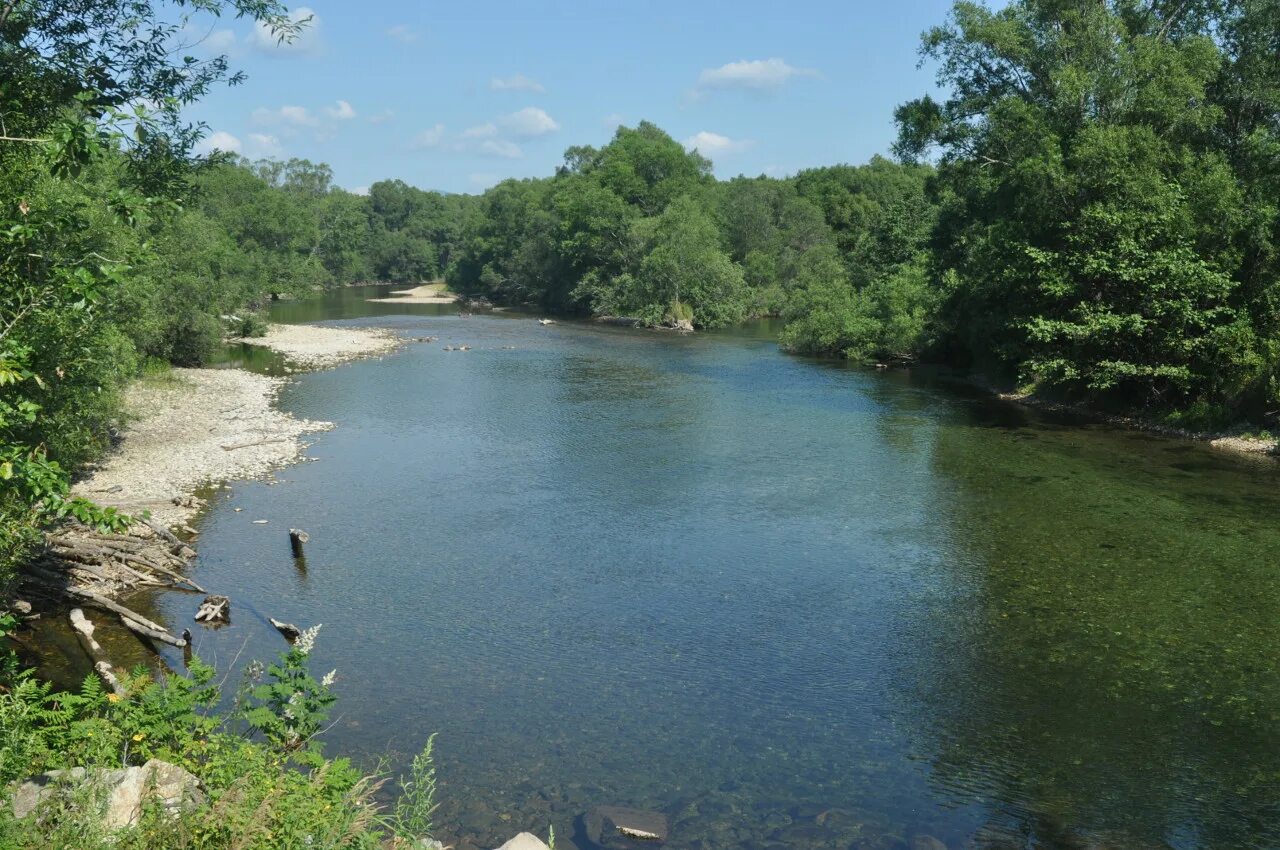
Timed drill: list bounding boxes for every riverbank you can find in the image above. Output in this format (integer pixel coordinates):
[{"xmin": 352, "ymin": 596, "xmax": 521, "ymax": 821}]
[
  {"xmin": 69, "ymin": 369, "xmax": 333, "ymax": 529},
  {"xmin": 71, "ymin": 322, "xmax": 408, "ymax": 529},
  {"xmin": 976, "ymin": 378, "xmax": 1279, "ymax": 457},
  {"xmin": 233, "ymin": 322, "xmax": 403, "ymax": 370},
  {"xmin": 367, "ymin": 282, "xmax": 458, "ymax": 305}
]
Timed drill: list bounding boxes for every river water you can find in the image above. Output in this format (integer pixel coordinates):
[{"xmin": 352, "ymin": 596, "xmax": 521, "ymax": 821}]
[{"xmin": 131, "ymin": 287, "xmax": 1280, "ymax": 848}]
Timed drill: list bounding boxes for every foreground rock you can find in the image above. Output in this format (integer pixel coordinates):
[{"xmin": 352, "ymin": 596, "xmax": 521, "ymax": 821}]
[
  {"xmin": 235, "ymin": 322, "xmax": 401, "ymax": 370},
  {"xmin": 586, "ymin": 806, "xmax": 669, "ymax": 847},
  {"xmin": 70, "ymin": 368, "xmax": 332, "ymax": 528},
  {"xmin": 493, "ymin": 834, "xmax": 551, "ymax": 850},
  {"xmin": 12, "ymin": 759, "xmax": 203, "ymax": 829}
]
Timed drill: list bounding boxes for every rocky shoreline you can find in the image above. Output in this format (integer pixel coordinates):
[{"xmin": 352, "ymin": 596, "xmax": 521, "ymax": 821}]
[
  {"xmin": 233, "ymin": 322, "xmax": 403, "ymax": 371},
  {"xmin": 967, "ymin": 376, "xmax": 1279, "ymax": 459}
]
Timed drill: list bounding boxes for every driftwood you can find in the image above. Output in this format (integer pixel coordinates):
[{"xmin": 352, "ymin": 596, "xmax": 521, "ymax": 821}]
[
  {"xmin": 221, "ymin": 437, "xmax": 290, "ymax": 452},
  {"xmin": 120, "ymin": 615, "xmax": 187, "ymax": 648},
  {"xmin": 269, "ymin": 617, "xmax": 301, "ymax": 642},
  {"xmin": 288, "ymin": 529, "xmax": 309, "ymax": 558},
  {"xmin": 69, "ymin": 609, "xmax": 127, "ymax": 697},
  {"xmin": 41, "ymin": 524, "xmax": 204, "ymax": 596},
  {"xmin": 194, "ymin": 595, "xmax": 230, "ymax": 623},
  {"xmin": 65, "ymin": 585, "xmax": 168, "ymax": 631},
  {"xmin": 141, "ymin": 518, "xmax": 182, "ymax": 547}
]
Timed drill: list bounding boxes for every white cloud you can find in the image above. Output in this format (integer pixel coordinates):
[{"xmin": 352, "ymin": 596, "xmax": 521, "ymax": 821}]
[
  {"xmin": 461, "ymin": 122, "xmax": 498, "ymax": 139},
  {"xmin": 204, "ymin": 28, "xmax": 238, "ymax": 53},
  {"xmin": 499, "ymin": 107, "xmax": 559, "ymax": 138},
  {"xmin": 490, "ymin": 74, "xmax": 545, "ymax": 94},
  {"xmin": 431, "ymin": 127, "xmax": 522, "ymax": 158},
  {"xmin": 602, "ymin": 113, "xmax": 626, "ymax": 130},
  {"xmin": 386, "ymin": 24, "xmax": 419, "ymax": 44},
  {"xmin": 351, "ymin": 186, "xmax": 370, "ymax": 196},
  {"xmin": 684, "ymin": 131, "xmax": 754, "ymax": 156},
  {"xmin": 479, "ymin": 139, "xmax": 523, "ymax": 159},
  {"xmin": 246, "ymin": 133, "xmax": 282, "ymax": 157},
  {"xmin": 325, "ymin": 100, "xmax": 357, "ymax": 120},
  {"xmin": 250, "ymin": 6, "xmax": 321, "ymax": 54},
  {"xmin": 368, "ymin": 110, "xmax": 395, "ymax": 125},
  {"xmin": 469, "ymin": 173, "xmax": 502, "ymax": 189},
  {"xmin": 413, "ymin": 124, "xmax": 447, "ymax": 149},
  {"xmin": 695, "ymin": 58, "xmax": 818, "ymax": 93},
  {"xmin": 194, "ymin": 130, "xmax": 241, "ymax": 156},
  {"xmin": 252, "ymin": 105, "xmax": 318, "ymax": 127}
]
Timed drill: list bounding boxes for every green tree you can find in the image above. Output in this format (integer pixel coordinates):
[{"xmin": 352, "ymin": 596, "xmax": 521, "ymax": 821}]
[{"xmin": 895, "ymin": 0, "xmax": 1277, "ymax": 418}]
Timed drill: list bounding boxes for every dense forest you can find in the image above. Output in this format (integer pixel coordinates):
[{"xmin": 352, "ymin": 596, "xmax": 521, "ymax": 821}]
[
  {"xmin": 6, "ymin": 0, "xmax": 1280, "ymax": 593},
  {"xmin": 2, "ymin": 0, "xmax": 1280, "ymax": 845}
]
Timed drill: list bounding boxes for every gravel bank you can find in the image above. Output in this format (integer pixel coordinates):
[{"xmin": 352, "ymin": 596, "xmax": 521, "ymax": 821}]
[
  {"xmin": 367, "ymin": 283, "xmax": 458, "ymax": 305},
  {"xmin": 71, "ymin": 369, "xmax": 332, "ymax": 527},
  {"xmin": 235, "ymin": 323, "xmax": 402, "ymax": 369}
]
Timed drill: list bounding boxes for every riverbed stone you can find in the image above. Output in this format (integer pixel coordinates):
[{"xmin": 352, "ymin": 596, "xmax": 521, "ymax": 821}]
[
  {"xmin": 586, "ymin": 806, "xmax": 670, "ymax": 846},
  {"xmin": 493, "ymin": 833, "xmax": 551, "ymax": 850},
  {"xmin": 12, "ymin": 758, "xmax": 203, "ymax": 828},
  {"xmin": 910, "ymin": 835, "xmax": 949, "ymax": 850}
]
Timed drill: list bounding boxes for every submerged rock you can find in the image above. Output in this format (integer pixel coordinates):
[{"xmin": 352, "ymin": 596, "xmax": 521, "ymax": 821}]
[
  {"xmin": 12, "ymin": 759, "xmax": 203, "ymax": 829},
  {"xmin": 493, "ymin": 833, "xmax": 551, "ymax": 850},
  {"xmin": 586, "ymin": 806, "xmax": 670, "ymax": 846}
]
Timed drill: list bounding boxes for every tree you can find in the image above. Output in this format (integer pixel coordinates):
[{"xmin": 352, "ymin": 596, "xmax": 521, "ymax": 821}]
[
  {"xmin": 634, "ymin": 195, "xmax": 748, "ymax": 328},
  {"xmin": 895, "ymin": 0, "xmax": 1276, "ymax": 418},
  {"xmin": 0, "ymin": 0, "xmax": 299, "ymax": 583}
]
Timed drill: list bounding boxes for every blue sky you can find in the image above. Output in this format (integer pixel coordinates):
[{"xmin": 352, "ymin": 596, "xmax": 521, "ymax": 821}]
[{"xmin": 187, "ymin": 0, "xmax": 958, "ymax": 194}]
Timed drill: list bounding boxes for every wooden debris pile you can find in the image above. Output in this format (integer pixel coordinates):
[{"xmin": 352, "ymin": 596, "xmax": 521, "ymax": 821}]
[
  {"xmin": 17, "ymin": 519, "xmax": 203, "ymax": 649},
  {"xmin": 27, "ymin": 520, "xmax": 204, "ymax": 599}
]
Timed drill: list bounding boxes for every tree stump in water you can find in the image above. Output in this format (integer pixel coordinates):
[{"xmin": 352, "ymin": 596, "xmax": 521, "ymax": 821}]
[
  {"xmin": 194, "ymin": 595, "xmax": 230, "ymax": 624},
  {"xmin": 289, "ymin": 529, "xmax": 309, "ymax": 558},
  {"xmin": 269, "ymin": 617, "xmax": 301, "ymax": 642}
]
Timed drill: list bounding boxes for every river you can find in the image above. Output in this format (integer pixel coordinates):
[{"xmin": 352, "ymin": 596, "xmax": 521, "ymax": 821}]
[{"xmin": 115, "ymin": 287, "xmax": 1280, "ymax": 848}]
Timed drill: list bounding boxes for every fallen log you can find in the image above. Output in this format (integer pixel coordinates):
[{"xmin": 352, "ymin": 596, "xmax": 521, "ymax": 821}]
[
  {"xmin": 69, "ymin": 609, "xmax": 127, "ymax": 697},
  {"xmin": 117, "ymin": 554, "xmax": 206, "ymax": 593},
  {"xmin": 120, "ymin": 614, "xmax": 187, "ymax": 648},
  {"xmin": 221, "ymin": 437, "xmax": 289, "ymax": 451},
  {"xmin": 63, "ymin": 586, "xmax": 176, "ymax": 639},
  {"xmin": 269, "ymin": 617, "xmax": 301, "ymax": 642},
  {"xmin": 44, "ymin": 558, "xmax": 126, "ymax": 586},
  {"xmin": 142, "ymin": 518, "xmax": 182, "ymax": 547}
]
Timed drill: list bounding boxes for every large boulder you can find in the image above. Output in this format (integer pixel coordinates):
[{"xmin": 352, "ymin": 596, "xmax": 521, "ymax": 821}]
[
  {"xmin": 586, "ymin": 806, "xmax": 669, "ymax": 847},
  {"xmin": 12, "ymin": 759, "xmax": 203, "ymax": 829},
  {"xmin": 493, "ymin": 834, "xmax": 552, "ymax": 850}
]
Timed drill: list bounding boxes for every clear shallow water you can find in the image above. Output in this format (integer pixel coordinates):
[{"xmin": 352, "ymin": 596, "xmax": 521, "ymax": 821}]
[{"xmin": 127, "ymin": 288, "xmax": 1280, "ymax": 849}]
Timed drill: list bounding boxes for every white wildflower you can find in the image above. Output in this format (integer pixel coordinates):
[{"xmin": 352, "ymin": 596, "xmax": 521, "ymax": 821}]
[
  {"xmin": 295, "ymin": 623, "xmax": 322, "ymax": 655},
  {"xmin": 320, "ymin": 669, "xmax": 336, "ymax": 687}
]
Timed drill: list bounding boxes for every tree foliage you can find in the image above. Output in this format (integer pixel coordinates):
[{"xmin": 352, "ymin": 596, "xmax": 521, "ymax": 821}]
[{"xmin": 895, "ymin": 0, "xmax": 1280, "ymax": 420}]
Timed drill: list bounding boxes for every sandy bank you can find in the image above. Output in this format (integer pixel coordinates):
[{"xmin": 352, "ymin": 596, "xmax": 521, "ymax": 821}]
[
  {"xmin": 235, "ymin": 323, "xmax": 402, "ymax": 369},
  {"xmin": 367, "ymin": 283, "xmax": 458, "ymax": 305},
  {"xmin": 71, "ymin": 369, "xmax": 332, "ymax": 528}
]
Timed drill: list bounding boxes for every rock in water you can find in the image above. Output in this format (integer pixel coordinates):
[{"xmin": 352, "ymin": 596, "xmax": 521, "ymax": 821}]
[
  {"xmin": 493, "ymin": 833, "xmax": 551, "ymax": 850},
  {"xmin": 586, "ymin": 806, "xmax": 669, "ymax": 847},
  {"xmin": 12, "ymin": 759, "xmax": 203, "ymax": 829},
  {"xmin": 910, "ymin": 835, "xmax": 948, "ymax": 850}
]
